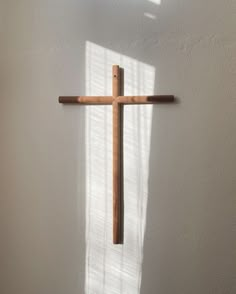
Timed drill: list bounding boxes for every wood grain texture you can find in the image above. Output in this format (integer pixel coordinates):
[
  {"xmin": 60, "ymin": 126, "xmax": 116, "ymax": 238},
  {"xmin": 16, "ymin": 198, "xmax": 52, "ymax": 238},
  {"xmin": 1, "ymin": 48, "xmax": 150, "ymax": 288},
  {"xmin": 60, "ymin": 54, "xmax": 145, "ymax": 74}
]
[
  {"xmin": 117, "ymin": 95, "xmax": 174, "ymax": 104},
  {"xmin": 112, "ymin": 65, "xmax": 122, "ymax": 244},
  {"xmin": 112, "ymin": 101, "xmax": 122, "ymax": 244},
  {"xmin": 112, "ymin": 65, "xmax": 120, "ymax": 97}
]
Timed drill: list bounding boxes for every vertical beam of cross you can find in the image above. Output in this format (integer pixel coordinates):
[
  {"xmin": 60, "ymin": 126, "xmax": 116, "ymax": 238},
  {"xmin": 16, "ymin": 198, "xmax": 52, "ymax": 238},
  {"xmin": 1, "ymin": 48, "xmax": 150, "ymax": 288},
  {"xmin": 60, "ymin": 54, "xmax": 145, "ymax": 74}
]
[
  {"xmin": 112, "ymin": 65, "xmax": 122, "ymax": 244},
  {"xmin": 59, "ymin": 65, "xmax": 174, "ymax": 244}
]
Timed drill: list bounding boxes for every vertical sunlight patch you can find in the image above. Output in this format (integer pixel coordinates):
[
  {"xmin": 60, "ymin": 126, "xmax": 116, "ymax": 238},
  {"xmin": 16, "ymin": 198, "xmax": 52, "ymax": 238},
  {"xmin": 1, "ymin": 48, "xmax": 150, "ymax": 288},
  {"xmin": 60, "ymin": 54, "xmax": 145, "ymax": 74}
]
[{"xmin": 85, "ymin": 41, "xmax": 155, "ymax": 294}]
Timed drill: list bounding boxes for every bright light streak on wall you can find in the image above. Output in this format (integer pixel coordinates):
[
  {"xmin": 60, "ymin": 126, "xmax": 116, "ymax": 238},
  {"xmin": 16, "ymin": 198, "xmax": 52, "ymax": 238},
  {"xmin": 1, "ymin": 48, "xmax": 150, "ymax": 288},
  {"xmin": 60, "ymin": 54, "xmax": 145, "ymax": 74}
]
[
  {"xmin": 144, "ymin": 12, "xmax": 157, "ymax": 19},
  {"xmin": 85, "ymin": 41, "xmax": 155, "ymax": 294},
  {"xmin": 148, "ymin": 0, "xmax": 161, "ymax": 5}
]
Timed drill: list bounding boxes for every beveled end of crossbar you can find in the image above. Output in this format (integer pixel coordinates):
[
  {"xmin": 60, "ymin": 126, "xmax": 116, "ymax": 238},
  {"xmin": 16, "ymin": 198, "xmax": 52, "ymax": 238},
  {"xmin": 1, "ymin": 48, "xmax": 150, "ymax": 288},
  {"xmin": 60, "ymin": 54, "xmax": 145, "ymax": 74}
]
[
  {"xmin": 59, "ymin": 96, "xmax": 79, "ymax": 103},
  {"xmin": 147, "ymin": 95, "xmax": 175, "ymax": 103}
]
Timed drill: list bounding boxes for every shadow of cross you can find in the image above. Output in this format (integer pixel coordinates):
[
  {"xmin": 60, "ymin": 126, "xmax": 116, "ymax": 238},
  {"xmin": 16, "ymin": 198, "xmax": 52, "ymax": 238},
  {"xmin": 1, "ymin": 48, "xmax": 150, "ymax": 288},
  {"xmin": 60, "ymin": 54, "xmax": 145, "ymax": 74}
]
[{"xmin": 59, "ymin": 65, "xmax": 174, "ymax": 244}]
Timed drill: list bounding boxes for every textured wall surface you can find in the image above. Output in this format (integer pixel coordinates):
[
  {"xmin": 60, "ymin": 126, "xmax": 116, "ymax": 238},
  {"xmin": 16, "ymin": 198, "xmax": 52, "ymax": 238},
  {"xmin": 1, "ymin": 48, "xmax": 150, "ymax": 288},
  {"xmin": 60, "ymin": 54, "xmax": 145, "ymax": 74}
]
[{"xmin": 0, "ymin": 1, "xmax": 236, "ymax": 294}]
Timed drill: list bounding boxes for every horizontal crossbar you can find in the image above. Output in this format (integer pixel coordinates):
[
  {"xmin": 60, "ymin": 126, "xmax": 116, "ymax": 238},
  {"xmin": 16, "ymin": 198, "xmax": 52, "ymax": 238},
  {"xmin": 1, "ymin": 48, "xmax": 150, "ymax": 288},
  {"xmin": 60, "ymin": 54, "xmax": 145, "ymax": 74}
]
[{"xmin": 59, "ymin": 95, "xmax": 174, "ymax": 105}]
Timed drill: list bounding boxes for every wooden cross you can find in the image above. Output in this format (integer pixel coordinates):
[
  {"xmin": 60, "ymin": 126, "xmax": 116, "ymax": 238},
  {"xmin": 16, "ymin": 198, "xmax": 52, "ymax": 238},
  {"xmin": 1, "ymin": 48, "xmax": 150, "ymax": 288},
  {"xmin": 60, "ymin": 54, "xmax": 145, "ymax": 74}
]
[{"xmin": 59, "ymin": 65, "xmax": 174, "ymax": 244}]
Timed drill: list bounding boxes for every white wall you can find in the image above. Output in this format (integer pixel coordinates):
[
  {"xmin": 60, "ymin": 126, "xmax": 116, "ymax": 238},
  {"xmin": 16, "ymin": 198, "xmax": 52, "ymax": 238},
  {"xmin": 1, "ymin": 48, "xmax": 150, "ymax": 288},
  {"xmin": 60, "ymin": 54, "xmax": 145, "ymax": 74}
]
[{"xmin": 0, "ymin": 1, "xmax": 235, "ymax": 294}]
